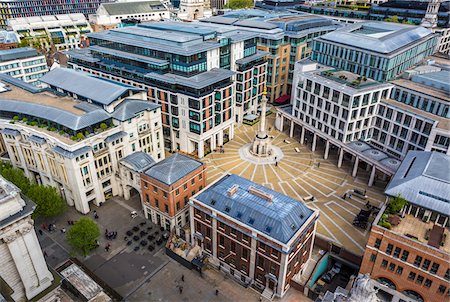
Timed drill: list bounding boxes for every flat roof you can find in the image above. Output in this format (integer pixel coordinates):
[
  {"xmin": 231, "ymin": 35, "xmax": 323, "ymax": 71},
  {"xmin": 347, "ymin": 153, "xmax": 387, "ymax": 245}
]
[
  {"xmin": 0, "ymin": 47, "xmax": 40, "ymax": 62},
  {"xmin": 392, "ymin": 77, "xmax": 450, "ymax": 102},
  {"xmin": 194, "ymin": 174, "xmax": 315, "ymax": 244},
  {"xmin": 143, "ymin": 153, "xmax": 204, "ymax": 186},
  {"xmin": 316, "ymin": 22, "xmax": 435, "ymax": 55},
  {"xmin": 385, "ymin": 151, "xmax": 450, "ymax": 215},
  {"xmin": 101, "ymin": 1, "xmax": 166, "ymax": 15}
]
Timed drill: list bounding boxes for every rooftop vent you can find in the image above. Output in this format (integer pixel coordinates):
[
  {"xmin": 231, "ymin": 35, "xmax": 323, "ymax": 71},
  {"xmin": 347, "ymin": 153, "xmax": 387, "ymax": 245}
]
[
  {"xmin": 248, "ymin": 217, "xmax": 255, "ymax": 225},
  {"xmin": 225, "ymin": 206, "xmax": 230, "ymax": 213},
  {"xmin": 248, "ymin": 186, "xmax": 273, "ymax": 202},
  {"xmin": 210, "ymin": 199, "xmax": 216, "ymax": 206},
  {"xmin": 227, "ymin": 184, "xmax": 239, "ymax": 197},
  {"xmin": 236, "ymin": 212, "xmax": 242, "ymax": 219}
]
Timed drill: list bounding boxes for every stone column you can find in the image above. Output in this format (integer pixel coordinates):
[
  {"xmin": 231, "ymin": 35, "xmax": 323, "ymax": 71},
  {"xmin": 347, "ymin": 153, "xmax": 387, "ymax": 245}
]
[
  {"xmin": 368, "ymin": 165, "xmax": 376, "ymax": 187},
  {"xmin": 324, "ymin": 140, "xmax": 330, "ymax": 160},
  {"xmin": 338, "ymin": 148, "xmax": 344, "ymax": 168},
  {"xmin": 311, "ymin": 133, "xmax": 317, "ymax": 152},
  {"xmin": 300, "ymin": 126, "xmax": 305, "ymax": 145},
  {"xmin": 249, "ymin": 232, "xmax": 257, "ymax": 280},
  {"xmin": 218, "ymin": 130, "xmax": 224, "ymax": 146},
  {"xmin": 289, "ymin": 120, "xmax": 294, "ymax": 138},
  {"xmin": 189, "ymin": 205, "xmax": 195, "ymax": 244},
  {"xmin": 279, "ymin": 115, "xmax": 284, "ymax": 132},
  {"xmin": 198, "ymin": 140, "xmax": 204, "ymax": 158},
  {"xmin": 352, "ymin": 156, "xmax": 359, "ymax": 178},
  {"xmin": 212, "ymin": 214, "xmax": 218, "ymax": 258},
  {"xmin": 22, "ymin": 227, "xmax": 53, "ymax": 286}
]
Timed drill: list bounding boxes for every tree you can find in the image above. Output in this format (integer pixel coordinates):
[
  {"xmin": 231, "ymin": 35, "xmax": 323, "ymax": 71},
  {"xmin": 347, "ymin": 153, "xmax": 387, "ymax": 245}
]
[
  {"xmin": 100, "ymin": 123, "xmax": 108, "ymax": 131},
  {"xmin": 226, "ymin": 0, "xmax": 253, "ymax": 9},
  {"xmin": 0, "ymin": 162, "xmax": 32, "ymax": 194},
  {"xmin": 27, "ymin": 185, "xmax": 66, "ymax": 218},
  {"xmin": 386, "ymin": 194, "xmax": 407, "ymax": 214},
  {"xmin": 67, "ymin": 218, "xmax": 100, "ymax": 256}
]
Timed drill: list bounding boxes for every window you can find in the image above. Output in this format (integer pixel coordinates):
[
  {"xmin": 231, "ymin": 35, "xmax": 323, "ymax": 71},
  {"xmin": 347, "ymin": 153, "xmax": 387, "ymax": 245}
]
[
  {"xmin": 416, "ymin": 275, "xmax": 424, "ymax": 285},
  {"xmin": 242, "ymin": 248, "xmax": 248, "ymax": 260},
  {"xmin": 242, "ymin": 234, "xmax": 249, "ymax": 243},
  {"xmin": 199, "ymin": 174, "xmax": 203, "ymax": 180},
  {"xmin": 438, "ymin": 285, "xmax": 446, "ymax": 294},
  {"xmin": 381, "ymin": 260, "xmax": 388, "ymax": 268},
  {"xmin": 445, "ymin": 269, "xmax": 450, "ymax": 281},
  {"xmin": 422, "ymin": 259, "xmax": 431, "ymax": 270},
  {"xmin": 191, "ymin": 179, "xmax": 195, "ymax": 185},
  {"xmin": 370, "ymin": 254, "xmax": 377, "ymax": 262},
  {"xmin": 176, "ymin": 202, "xmax": 180, "ymax": 211},
  {"xmin": 430, "ymin": 263, "xmax": 439, "ymax": 274},
  {"xmin": 408, "ymin": 272, "xmax": 416, "ymax": 280},
  {"xmin": 388, "ymin": 263, "xmax": 395, "ymax": 271},
  {"xmin": 396, "ymin": 266, "xmax": 403, "ymax": 275},
  {"xmin": 175, "ymin": 189, "xmax": 179, "ymax": 195},
  {"xmin": 424, "ymin": 279, "xmax": 432, "ymax": 288},
  {"xmin": 155, "ymin": 199, "xmax": 159, "ymax": 208},
  {"xmin": 393, "ymin": 247, "xmax": 401, "ymax": 258},
  {"xmin": 414, "ymin": 256, "xmax": 422, "ymax": 267},
  {"xmin": 219, "ymin": 235, "xmax": 224, "ymax": 247},
  {"xmin": 401, "ymin": 250, "xmax": 409, "ymax": 261},
  {"xmin": 386, "ymin": 244, "xmax": 393, "ymax": 255},
  {"xmin": 184, "ymin": 184, "xmax": 188, "ymax": 190},
  {"xmin": 374, "ymin": 238, "xmax": 381, "ymax": 249}
]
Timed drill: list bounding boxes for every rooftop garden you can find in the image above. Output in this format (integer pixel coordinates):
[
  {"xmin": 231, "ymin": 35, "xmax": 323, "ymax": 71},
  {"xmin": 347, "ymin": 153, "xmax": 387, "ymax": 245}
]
[
  {"xmin": 321, "ymin": 70, "xmax": 376, "ymax": 88},
  {"xmin": 378, "ymin": 194, "xmax": 407, "ymax": 230},
  {"xmin": 8, "ymin": 115, "xmax": 114, "ymax": 142}
]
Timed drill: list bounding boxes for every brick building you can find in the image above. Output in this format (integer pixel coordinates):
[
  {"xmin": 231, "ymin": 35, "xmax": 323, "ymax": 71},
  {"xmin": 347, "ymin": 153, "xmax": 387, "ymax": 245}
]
[
  {"xmin": 360, "ymin": 151, "xmax": 450, "ymax": 302},
  {"xmin": 189, "ymin": 173, "xmax": 319, "ymax": 299},
  {"xmin": 141, "ymin": 153, "xmax": 206, "ymax": 233}
]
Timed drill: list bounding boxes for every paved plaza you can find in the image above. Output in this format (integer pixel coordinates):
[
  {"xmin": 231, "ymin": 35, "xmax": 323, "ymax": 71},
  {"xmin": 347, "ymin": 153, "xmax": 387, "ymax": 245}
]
[{"xmin": 203, "ymin": 115, "xmax": 388, "ymax": 256}]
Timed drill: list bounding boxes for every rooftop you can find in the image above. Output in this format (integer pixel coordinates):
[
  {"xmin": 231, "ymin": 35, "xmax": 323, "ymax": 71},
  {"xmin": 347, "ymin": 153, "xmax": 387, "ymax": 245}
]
[
  {"xmin": 0, "ymin": 176, "xmax": 35, "ymax": 229},
  {"xmin": 101, "ymin": 1, "xmax": 166, "ymax": 16},
  {"xmin": 40, "ymin": 68, "xmax": 143, "ymax": 106},
  {"xmin": 411, "ymin": 70, "xmax": 450, "ymax": 94},
  {"xmin": 385, "ymin": 151, "xmax": 450, "ymax": 216},
  {"xmin": 7, "ymin": 13, "xmax": 88, "ymax": 27},
  {"xmin": 194, "ymin": 174, "xmax": 315, "ymax": 244},
  {"xmin": 120, "ymin": 151, "xmax": 155, "ymax": 173},
  {"xmin": 143, "ymin": 153, "xmax": 204, "ymax": 186},
  {"xmin": 0, "ymin": 30, "xmax": 19, "ymax": 44},
  {"xmin": 347, "ymin": 141, "xmax": 402, "ymax": 173},
  {"xmin": 0, "ymin": 47, "xmax": 40, "ymax": 62},
  {"xmin": 316, "ymin": 22, "xmax": 435, "ymax": 55}
]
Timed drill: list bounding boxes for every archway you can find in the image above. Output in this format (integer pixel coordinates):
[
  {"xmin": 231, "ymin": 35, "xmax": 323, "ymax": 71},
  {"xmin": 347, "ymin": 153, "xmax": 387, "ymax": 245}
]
[
  {"xmin": 402, "ymin": 290, "xmax": 424, "ymax": 302},
  {"xmin": 376, "ymin": 277, "xmax": 396, "ymax": 290}
]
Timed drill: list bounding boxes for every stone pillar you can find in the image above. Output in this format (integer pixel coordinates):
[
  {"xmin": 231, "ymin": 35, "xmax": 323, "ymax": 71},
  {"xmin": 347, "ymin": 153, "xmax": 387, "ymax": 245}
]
[
  {"xmin": 368, "ymin": 165, "xmax": 376, "ymax": 187},
  {"xmin": 198, "ymin": 140, "xmax": 204, "ymax": 158},
  {"xmin": 189, "ymin": 205, "xmax": 195, "ymax": 244},
  {"xmin": 123, "ymin": 185, "xmax": 130, "ymax": 200},
  {"xmin": 249, "ymin": 232, "xmax": 257, "ymax": 279},
  {"xmin": 212, "ymin": 214, "xmax": 218, "ymax": 258},
  {"xmin": 324, "ymin": 140, "xmax": 330, "ymax": 160},
  {"xmin": 311, "ymin": 133, "xmax": 317, "ymax": 152},
  {"xmin": 338, "ymin": 148, "xmax": 344, "ymax": 168},
  {"xmin": 279, "ymin": 115, "xmax": 284, "ymax": 132},
  {"xmin": 300, "ymin": 126, "xmax": 305, "ymax": 144},
  {"xmin": 218, "ymin": 130, "xmax": 224, "ymax": 146},
  {"xmin": 289, "ymin": 120, "xmax": 294, "ymax": 138},
  {"xmin": 229, "ymin": 125, "xmax": 234, "ymax": 140},
  {"xmin": 22, "ymin": 228, "xmax": 53, "ymax": 286},
  {"xmin": 352, "ymin": 156, "xmax": 359, "ymax": 178}
]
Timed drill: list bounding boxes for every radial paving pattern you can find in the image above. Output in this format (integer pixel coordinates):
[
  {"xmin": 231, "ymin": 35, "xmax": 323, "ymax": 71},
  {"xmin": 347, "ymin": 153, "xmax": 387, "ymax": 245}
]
[{"xmin": 203, "ymin": 116, "xmax": 387, "ymax": 255}]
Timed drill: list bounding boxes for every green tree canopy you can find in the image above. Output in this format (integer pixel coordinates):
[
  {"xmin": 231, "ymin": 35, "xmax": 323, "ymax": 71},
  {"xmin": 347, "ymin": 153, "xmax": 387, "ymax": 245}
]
[
  {"xmin": 226, "ymin": 0, "xmax": 253, "ymax": 9},
  {"xmin": 0, "ymin": 162, "xmax": 66, "ymax": 218},
  {"xmin": 386, "ymin": 194, "xmax": 407, "ymax": 214},
  {"xmin": 67, "ymin": 218, "xmax": 100, "ymax": 256}
]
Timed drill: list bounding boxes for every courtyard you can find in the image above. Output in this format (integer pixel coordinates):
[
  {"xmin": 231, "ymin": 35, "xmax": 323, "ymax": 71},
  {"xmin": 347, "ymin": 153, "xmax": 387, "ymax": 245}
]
[{"xmin": 203, "ymin": 114, "xmax": 388, "ymax": 256}]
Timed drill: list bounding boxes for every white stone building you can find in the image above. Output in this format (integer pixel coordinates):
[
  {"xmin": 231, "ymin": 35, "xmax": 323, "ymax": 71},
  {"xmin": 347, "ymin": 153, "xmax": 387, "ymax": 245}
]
[
  {"xmin": 0, "ymin": 47, "xmax": 48, "ymax": 86},
  {"xmin": 89, "ymin": 1, "xmax": 171, "ymax": 29},
  {"xmin": 0, "ymin": 68, "xmax": 165, "ymax": 214},
  {"xmin": 0, "ymin": 176, "xmax": 54, "ymax": 301},
  {"xmin": 178, "ymin": 0, "xmax": 212, "ymax": 21},
  {"xmin": 7, "ymin": 14, "xmax": 92, "ymax": 51}
]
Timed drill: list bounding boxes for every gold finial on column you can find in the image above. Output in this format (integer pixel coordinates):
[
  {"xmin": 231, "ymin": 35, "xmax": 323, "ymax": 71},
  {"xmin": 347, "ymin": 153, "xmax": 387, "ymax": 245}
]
[{"xmin": 263, "ymin": 86, "xmax": 267, "ymax": 96}]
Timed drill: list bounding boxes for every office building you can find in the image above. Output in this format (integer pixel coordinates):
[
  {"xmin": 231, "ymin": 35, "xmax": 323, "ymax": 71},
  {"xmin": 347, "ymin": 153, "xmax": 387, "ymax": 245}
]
[
  {"xmin": 0, "ymin": 47, "xmax": 48, "ymax": 86},
  {"xmin": 89, "ymin": 1, "xmax": 171, "ymax": 32},
  {"xmin": 360, "ymin": 151, "xmax": 450, "ymax": 302},
  {"xmin": 0, "ymin": 176, "xmax": 54, "ymax": 301},
  {"xmin": 68, "ymin": 21, "xmax": 268, "ymax": 156},
  {"xmin": 178, "ymin": 0, "xmax": 212, "ymax": 21},
  {"xmin": 190, "ymin": 173, "xmax": 319, "ymax": 299},
  {"xmin": 311, "ymin": 22, "xmax": 439, "ymax": 81},
  {"xmin": 141, "ymin": 152, "xmax": 206, "ymax": 232},
  {"xmin": 0, "ymin": 0, "xmax": 114, "ymax": 28},
  {"xmin": 201, "ymin": 10, "xmax": 340, "ymax": 102},
  {"xmin": 0, "ymin": 68, "xmax": 165, "ymax": 214},
  {"xmin": 8, "ymin": 14, "xmax": 92, "ymax": 51}
]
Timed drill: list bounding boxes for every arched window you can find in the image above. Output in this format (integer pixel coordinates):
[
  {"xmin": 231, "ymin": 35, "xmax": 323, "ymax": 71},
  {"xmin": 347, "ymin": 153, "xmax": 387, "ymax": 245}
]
[{"xmin": 377, "ymin": 277, "xmax": 396, "ymax": 290}]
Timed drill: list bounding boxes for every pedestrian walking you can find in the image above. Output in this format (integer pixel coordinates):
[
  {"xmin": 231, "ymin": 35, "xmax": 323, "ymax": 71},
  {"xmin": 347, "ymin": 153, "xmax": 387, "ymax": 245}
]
[
  {"xmin": 43, "ymin": 251, "xmax": 48, "ymax": 257},
  {"xmin": 181, "ymin": 274, "xmax": 184, "ymax": 282},
  {"xmin": 215, "ymin": 289, "xmax": 219, "ymax": 296},
  {"xmin": 275, "ymin": 161, "xmax": 278, "ymax": 167},
  {"xmin": 38, "ymin": 229, "xmax": 43, "ymax": 236},
  {"xmin": 61, "ymin": 228, "xmax": 66, "ymax": 234},
  {"xmin": 94, "ymin": 213, "xmax": 99, "ymax": 219},
  {"xmin": 317, "ymin": 162, "xmax": 320, "ymax": 168},
  {"xmin": 259, "ymin": 297, "xmax": 263, "ymax": 302},
  {"xmin": 179, "ymin": 286, "xmax": 183, "ymax": 294}
]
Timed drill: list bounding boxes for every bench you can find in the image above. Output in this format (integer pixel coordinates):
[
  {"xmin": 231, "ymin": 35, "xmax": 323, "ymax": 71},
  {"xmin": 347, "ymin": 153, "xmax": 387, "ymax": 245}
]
[
  {"xmin": 269, "ymin": 135, "xmax": 274, "ymax": 139},
  {"xmin": 295, "ymin": 147, "xmax": 300, "ymax": 153},
  {"xmin": 284, "ymin": 139, "xmax": 291, "ymax": 144}
]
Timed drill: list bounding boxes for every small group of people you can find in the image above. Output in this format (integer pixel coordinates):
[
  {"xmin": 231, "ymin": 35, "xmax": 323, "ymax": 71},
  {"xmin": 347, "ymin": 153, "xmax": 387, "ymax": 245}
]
[
  {"xmin": 105, "ymin": 229, "xmax": 118, "ymax": 240},
  {"xmin": 93, "ymin": 210, "xmax": 99, "ymax": 219},
  {"xmin": 67, "ymin": 220, "xmax": 76, "ymax": 225},
  {"xmin": 42, "ymin": 223, "xmax": 57, "ymax": 233},
  {"xmin": 218, "ymin": 146, "xmax": 225, "ymax": 153}
]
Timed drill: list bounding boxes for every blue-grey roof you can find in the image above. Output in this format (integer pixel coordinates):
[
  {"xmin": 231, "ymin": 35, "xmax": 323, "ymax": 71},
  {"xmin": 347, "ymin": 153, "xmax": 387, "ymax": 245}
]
[
  {"xmin": 0, "ymin": 30, "xmax": 19, "ymax": 44},
  {"xmin": 147, "ymin": 68, "xmax": 235, "ymax": 90},
  {"xmin": 0, "ymin": 73, "xmax": 44, "ymax": 93},
  {"xmin": 101, "ymin": 1, "xmax": 165, "ymax": 15},
  {"xmin": 53, "ymin": 146, "xmax": 92, "ymax": 159},
  {"xmin": 194, "ymin": 174, "xmax": 315, "ymax": 244},
  {"xmin": 144, "ymin": 153, "xmax": 204, "ymax": 186},
  {"xmin": 40, "ymin": 68, "xmax": 143, "ymax": 106},
  {"xmin": 111, "ymin": 100, "xmax": 160, "ymax": 121},
  {"xmin": 385, "ymin": 151, "xmax": 450, "ymax": 216},
  {"xmin": 347, "ymin": 141, "xmax": 401, "ymax": 172},
  {"xmin": 105, "ymin": 131, "xmax": 127, "ymax": 143},
  {"xmin": 90, "ymin": 45, "xmax": 169, "ymax": 67},
  {"xmin": 29, "ymin": 135, "xmax": 46, "ymax": 144},
  {"xmin": 0, "ymin": 128, "xmax": 20, "ymax": 136},
  {"xmin": 0, "ymin": 47, "xmax": 39, "ymax": 62},
  {"xmin": 236, "ymin": 51, "xmax": 269, "ymax": 65},
  {"xmin": 120, "ymin": 151, "xmax": 155, "ymax": 172},
  {"xmin": 317, "ymin": 22, "xmax": 435, "ymax": 55},
  {"xmin": 411, "ymin": 71, "xmax": 450, "ymax": 94},
  {"xmin": 0, "ymin": 99, "xmax": 111, "ymax": 131}
]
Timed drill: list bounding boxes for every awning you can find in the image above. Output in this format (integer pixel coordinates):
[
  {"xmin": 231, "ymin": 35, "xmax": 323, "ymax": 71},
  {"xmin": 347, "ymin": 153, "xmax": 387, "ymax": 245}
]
[{"xmin": 275, "ymin": 95, "xmax": 290, "ymax": 104}]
